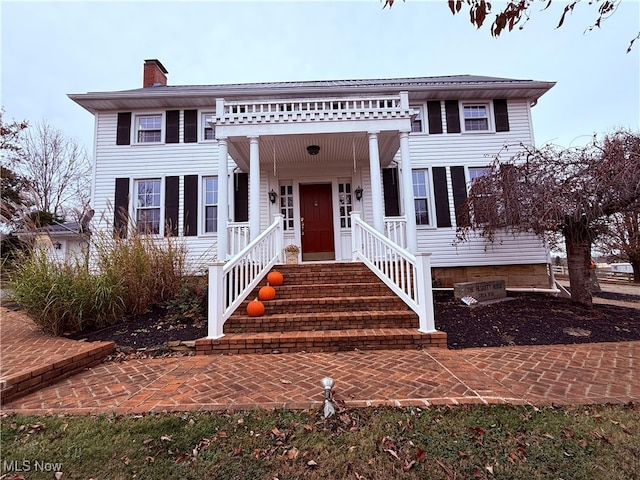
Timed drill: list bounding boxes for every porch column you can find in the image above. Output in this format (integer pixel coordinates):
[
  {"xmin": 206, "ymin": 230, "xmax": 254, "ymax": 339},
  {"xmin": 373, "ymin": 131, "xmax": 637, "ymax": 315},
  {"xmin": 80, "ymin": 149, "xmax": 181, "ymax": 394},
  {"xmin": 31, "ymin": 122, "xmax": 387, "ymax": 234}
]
[
  {"xmin": 368, "ymin": 131, "xmax": 385, "ymax": 233},
  {"xmin": 249, "ymin": 136, "xmax": 260, "ymax": 241},
  {"xmin": 399, "ymin": 130, "xmax": 417, "ymax": 252},
  {"xmin": 217, "ymin": 137, "xmax": 229, "ymax": 261}
]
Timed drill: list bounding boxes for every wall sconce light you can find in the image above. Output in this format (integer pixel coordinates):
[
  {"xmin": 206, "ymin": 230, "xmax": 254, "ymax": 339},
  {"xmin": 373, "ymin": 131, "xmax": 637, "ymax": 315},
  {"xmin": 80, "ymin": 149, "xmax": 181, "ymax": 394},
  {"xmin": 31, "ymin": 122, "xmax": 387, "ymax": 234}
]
[
  {"xmin": 354, "ymin": 186, "xmax": 363, "ymax": 201},
  {"xmin": 268, "ymin": 189, "xmax": 277, "ymax": 204},
  {"xmin": 53, "ymin": 241, "xmax": 62, "ymax": 250},
  {"xmin": 306, "ymin": 145, "xmax": 320, "ymax": 156}
]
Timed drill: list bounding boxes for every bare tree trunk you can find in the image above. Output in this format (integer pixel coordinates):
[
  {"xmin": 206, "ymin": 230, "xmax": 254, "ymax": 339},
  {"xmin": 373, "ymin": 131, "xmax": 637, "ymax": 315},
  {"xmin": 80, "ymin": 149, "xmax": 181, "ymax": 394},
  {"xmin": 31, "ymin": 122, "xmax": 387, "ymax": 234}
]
[
  {"xmin": 565, "ymin": 228, "xmax": 593, "ymax": 306},
  {"xmin": 630, "ymin": 254, "xmax": 640, "ymax": 283}
]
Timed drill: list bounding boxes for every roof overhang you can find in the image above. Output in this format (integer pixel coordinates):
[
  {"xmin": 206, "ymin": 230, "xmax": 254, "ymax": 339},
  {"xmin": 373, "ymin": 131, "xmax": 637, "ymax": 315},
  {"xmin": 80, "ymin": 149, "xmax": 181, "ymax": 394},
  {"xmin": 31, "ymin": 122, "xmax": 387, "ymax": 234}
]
[{"xmin": 68, "ymin": 76, "xmax": 556, "ymax": 114}]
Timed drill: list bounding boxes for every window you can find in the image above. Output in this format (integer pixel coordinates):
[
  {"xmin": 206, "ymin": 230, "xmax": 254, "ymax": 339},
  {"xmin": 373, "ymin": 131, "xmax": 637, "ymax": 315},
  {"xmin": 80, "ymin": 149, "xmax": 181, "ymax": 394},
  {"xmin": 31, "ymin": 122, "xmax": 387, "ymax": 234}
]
[
  {"xmin": 412, "ymin": 169, "xmax": 431, "ymax": 226},
  {"xmin": 463, "ymin": 104, "xmax": 489, "ymax": 131},
  {"xmin": 136, "ymin": 115, "xmax": 162, "ymax": 142},
  {"xmin": 411, "ymin": 106, "xmax": 423, "ymax": 133},
  {"xmin": 203, "ymin": 113, "xmax": 215, "ymax": 140},
  {"xmin": 204, "ymin": 177, "xmax": 218, "ymax": 233},
  {"xmin": 135, "ymin": 179, "xmax": 161, "ymax": 234},
  {"xmin": 338, "ymin": 182, "xmax": 353, "ymax": 228},
  {"xmin": 468, "ymin": 167, "xmax": 493, "ymax": 223},
  {"xmin": 280, "ymin": 184, "xmax": 294, "ymax": 230}
]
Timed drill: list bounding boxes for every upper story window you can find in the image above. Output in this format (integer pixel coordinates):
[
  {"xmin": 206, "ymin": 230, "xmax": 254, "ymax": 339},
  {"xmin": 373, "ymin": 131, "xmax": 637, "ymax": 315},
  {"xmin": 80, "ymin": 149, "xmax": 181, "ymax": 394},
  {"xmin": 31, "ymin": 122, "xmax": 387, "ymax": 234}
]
[
  {"xmin": 412, "ymin": 169, "xmax": 431, "ymax": 226},
  {"xmin": 136, "ymin": 115, "xmax": 162, "ymax": 143},
  {"xmin": 203, "ymin": 177, "xmax": 218, "ymax": 233},
  {"xmin": 203, "ymin": 113, "xmax": 215, "ymax": 141},
  {"xmin": 463, "ymin": 104, "xmax": 490, "ymax": 131},
  {"xmin": 280, "ymin": 184, "xmax": 294, "ymax": 231},
  {"xmin": 135, "ymin": 179, "xmax": 162, "ymax": 234},
  {"xmin": 338, "ymin": 182, "xmax": 353, "ymax": 228},
  {"xmin": 411, "ymin": 106, "xmax": 423, "ymax": 133}
]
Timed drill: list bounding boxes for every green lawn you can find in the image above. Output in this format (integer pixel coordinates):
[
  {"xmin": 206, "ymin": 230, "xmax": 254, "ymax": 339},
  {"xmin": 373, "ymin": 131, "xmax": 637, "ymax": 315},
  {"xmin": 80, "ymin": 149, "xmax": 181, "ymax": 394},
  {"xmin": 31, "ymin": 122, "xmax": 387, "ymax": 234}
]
[{"xmin": 2, "ymin": 404, "xmax": 639, "ymax": 479}]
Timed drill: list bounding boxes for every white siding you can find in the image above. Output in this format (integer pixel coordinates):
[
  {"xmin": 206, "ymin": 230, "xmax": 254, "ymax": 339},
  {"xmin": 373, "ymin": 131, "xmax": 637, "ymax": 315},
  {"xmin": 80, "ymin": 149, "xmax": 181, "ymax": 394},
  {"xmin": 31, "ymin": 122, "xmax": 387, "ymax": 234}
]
[{"xmin": 402, "ymin": 98, "xmax": 548, "ymax": 266}]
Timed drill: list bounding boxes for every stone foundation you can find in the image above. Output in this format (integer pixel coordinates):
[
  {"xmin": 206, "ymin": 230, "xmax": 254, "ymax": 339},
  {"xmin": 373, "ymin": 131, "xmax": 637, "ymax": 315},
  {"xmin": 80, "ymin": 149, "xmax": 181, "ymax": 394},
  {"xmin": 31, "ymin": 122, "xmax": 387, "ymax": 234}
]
[{"xmin": 432, "ymin": 264, "xmax": 551, "ymax": 289}]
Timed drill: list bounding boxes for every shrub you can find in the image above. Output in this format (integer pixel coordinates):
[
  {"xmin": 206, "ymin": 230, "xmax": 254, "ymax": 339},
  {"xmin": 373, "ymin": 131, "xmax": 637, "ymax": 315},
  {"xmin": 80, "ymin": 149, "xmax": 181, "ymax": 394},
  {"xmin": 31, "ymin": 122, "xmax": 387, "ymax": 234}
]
[
  {"xmin": 8, "ymin": 250, "xmax": 124, "ymax": 335},
  {"xmin": 9, "ymin": 231, "xmax": 191, "ymax": 335}
]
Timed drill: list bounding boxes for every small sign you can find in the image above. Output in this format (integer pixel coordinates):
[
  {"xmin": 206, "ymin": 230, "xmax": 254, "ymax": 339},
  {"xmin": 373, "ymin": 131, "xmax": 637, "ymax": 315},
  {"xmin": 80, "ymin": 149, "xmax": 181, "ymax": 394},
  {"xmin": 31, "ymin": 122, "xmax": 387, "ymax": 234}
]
[
  {"xmin": 461, "ymin": 296, "xmax": 478, "ymax": 306},
  {"xmin": 454, "ymin": 279, "xmax": 506, "ymax": 303}
]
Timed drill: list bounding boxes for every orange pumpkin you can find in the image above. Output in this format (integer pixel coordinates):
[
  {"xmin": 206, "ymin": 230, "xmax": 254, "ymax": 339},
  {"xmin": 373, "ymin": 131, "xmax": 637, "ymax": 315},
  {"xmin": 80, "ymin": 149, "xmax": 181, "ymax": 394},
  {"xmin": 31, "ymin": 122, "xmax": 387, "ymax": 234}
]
[
  {"xmin": 267, "ymin": 271, "xmax": 284, "ymax": 286},
  {"xmin": 247, "ymin": 298, "xmax": 265, "ymax": 317},
  {"xmin": 258, "ymin": 284, "xmax": 276, "ymax": 301}
]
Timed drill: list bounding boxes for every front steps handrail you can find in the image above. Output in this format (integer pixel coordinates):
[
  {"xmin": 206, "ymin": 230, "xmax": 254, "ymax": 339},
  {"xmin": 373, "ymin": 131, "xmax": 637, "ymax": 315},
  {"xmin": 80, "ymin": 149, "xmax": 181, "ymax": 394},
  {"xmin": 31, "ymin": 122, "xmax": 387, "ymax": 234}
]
[
  {"xmin": 207, "ymin": 214, "xmax": 284, "ymax": 338},
  {"xmin": 351, "ymin": 212, "xmax": 436, "ymax": 333}
]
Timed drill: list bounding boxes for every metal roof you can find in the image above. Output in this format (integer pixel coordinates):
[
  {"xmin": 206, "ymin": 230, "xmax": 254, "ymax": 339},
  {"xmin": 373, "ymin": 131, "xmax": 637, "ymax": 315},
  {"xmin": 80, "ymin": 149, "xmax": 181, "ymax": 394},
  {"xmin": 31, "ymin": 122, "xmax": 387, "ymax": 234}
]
[{"xmin": 69, "ymin": 74, "xmax": 556, "ymax": 113}]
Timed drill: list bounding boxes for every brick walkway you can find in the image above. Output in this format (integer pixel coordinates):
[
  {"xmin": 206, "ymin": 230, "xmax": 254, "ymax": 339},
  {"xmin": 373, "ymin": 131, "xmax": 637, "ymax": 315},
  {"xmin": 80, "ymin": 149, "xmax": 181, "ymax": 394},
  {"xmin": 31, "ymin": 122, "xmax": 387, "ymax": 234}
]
[{"xmin": 1, "ymin": 307, "xmax": 639, "ymax": 415}]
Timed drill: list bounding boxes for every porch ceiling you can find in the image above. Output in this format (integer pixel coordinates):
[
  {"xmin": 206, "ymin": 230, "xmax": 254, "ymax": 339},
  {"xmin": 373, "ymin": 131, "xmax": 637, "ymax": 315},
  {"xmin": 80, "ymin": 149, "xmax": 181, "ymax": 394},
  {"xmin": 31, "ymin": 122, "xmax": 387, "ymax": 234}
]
[{"xmin": 227, "ymin": 132, "xmax": 400, "ymax": 172}]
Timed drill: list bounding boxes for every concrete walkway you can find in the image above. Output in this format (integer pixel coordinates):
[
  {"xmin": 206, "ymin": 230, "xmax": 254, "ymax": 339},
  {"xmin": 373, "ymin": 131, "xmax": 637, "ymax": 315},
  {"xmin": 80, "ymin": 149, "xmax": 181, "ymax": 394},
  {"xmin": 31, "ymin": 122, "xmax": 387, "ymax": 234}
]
[{"xmin": 2, "ymin": 307, "xmax": 639, "ymax": 415}]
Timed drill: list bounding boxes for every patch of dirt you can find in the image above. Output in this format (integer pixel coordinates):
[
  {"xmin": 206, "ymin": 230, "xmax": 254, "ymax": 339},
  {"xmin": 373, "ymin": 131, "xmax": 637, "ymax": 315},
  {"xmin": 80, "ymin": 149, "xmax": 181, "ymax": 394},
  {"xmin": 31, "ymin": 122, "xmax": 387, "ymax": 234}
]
[
  {"xmin": 435, "ymin": 292, "xmax": 640, "ymax": 349},
  {"xmin": 66, "ymin": 291, "xmax": 640, "ymax": 353}
]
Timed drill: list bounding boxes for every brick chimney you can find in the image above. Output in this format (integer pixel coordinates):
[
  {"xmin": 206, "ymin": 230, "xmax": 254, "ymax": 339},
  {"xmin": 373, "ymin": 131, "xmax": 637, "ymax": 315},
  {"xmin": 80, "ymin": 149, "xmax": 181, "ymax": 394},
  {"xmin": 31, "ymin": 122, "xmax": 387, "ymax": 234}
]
[{"xmin": 143, "ymin": 59, "xmax": 168, "ymax": 87}]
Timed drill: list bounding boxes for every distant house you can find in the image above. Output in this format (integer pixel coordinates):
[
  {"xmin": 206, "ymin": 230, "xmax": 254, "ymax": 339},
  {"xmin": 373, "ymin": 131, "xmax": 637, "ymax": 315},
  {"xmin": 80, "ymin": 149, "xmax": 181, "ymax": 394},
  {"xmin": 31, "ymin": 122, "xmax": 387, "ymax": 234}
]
[
  {"xmin": 16, "ymin": 220, "xmax": 90, "ymax": 264},
  {"xmin": 69, "ymin": 60, "xmax": 555, "ymax": 288}
]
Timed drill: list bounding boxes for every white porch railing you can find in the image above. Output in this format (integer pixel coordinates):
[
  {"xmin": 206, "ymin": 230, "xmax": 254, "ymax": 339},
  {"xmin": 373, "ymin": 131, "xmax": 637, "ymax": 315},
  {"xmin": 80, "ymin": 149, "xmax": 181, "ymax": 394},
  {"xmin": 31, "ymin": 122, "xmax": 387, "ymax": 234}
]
[
  {"xmin": 228, "ymin": 222, "xmax": 250, "ymax": 257},
  {"xmin": 351, "ymin": 212, "xmax": 435, "ymax": 333},
  {"xmin": 216, "ymin": 94, "xmax": 411, "ymax": 125},
  {"xmin": 208, "ymin": 214, "xmax": 284, "ymax": 338},
  {"xmin": 384, "ymin": 216, "xmax": 407, "ymax": 249}
]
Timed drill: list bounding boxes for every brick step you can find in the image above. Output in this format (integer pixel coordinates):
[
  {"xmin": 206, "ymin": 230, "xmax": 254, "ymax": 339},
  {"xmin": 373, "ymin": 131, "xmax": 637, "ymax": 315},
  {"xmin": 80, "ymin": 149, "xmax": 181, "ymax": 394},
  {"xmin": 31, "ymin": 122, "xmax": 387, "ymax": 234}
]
[
  {"xmin": 250, "ymin": 283, "xmax": 395, "ymax": 300},
  {"xmin": 239, "ymin": 295, "xmax": 408, "ymax": 315},
  {"xmin": 266, "ymin": 264, "xmax": 379, "ymax": 285},
  {"xmin": 225, "ymin": 310, "xmax": 418, "ymax": 333},
  {"xmin": 195, "ymin": 328, "xmax": 447, "ymax": 355}
]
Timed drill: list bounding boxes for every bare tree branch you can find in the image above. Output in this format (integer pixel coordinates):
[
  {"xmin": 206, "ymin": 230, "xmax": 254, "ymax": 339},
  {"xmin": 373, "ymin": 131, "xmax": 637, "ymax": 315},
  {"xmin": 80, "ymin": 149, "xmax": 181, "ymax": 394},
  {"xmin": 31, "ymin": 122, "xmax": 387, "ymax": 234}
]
[
  {"xmin": 14, "ymin": 120, "xmax": 92, "ymax": 220},
  {"xmin": 458, "ymin": 130, "xmax": 640, "ymax": 304}
]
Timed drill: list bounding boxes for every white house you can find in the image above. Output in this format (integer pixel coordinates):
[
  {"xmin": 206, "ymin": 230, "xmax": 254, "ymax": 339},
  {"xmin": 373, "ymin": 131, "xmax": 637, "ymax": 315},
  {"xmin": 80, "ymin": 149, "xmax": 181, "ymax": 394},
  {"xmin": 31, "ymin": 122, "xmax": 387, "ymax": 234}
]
[{"xmin": 69, "ymin": 60, "xmax": 556, "ymax": 340}]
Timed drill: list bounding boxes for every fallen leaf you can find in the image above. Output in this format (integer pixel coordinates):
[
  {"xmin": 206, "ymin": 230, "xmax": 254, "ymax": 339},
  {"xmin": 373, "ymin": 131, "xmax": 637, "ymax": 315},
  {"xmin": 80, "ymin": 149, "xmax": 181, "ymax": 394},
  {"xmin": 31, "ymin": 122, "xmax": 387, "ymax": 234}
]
[
  {"xmin": 233, "ymin": 447, "xmax": 243, "ymax": 456},
  {"xmin": 145, "ymin": 456, "xmax": 155, "ymax": 463},
  {"xmin": 304, "ymin": 424, "xmax": 313, "ymax": 432},
  {"xmin": 143, "ymin": 437, "xmax": 154, "ymax": 445},
  {"xmin": 562, "ymin": 428, "xmax": 574, "ymax": 438},
  {"xmin": 218, "ymin": 431, "xmax": 228, "ymax": 439},
  {"xmin": 385, "ymin": 449, "xmax": 400, "ymax": 461},
  {"xmin": 54, "ymin": 473, "xmax": 63, "ymax": 480},
  {"xmin": 307, "ymin": 460, "xmax": 318, "ymax": 467},
  {"xmin": 403, "ymin": 460, "xmax": 416, "ymax": 471},
  {"xmin": 485, "ymin": 464, "xmax": 494, "ymax": 475},
  {"xmin": 284, "ymin": 447, "xmax": 299, "ymax": 459},
  {"xmin": 160, "ymin": 435, "xmax": 173, "ymax": 442},
  {"xmin": 280, "ymin": 379, "xmax": 292, "ymax": 384},
  {"xmin": 174, "ymin": 453, "xmax": 187, "ymax": 463},
  {"xmin": 416, "ymin": 448, "xmax": 427, "ymax": 462},
  {"xmin": 578, "ymin": 439, "xmax": 588, "ymax": 447}
]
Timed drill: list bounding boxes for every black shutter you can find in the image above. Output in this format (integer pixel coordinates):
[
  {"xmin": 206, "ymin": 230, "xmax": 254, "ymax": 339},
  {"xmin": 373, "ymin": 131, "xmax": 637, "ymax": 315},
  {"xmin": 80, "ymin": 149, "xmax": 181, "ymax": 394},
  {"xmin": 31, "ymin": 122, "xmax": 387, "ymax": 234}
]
[
  {"xmin": 234, "ymin": 172, "xmax": 249, "ymax": 222},
  {"xmin": 493, "ymin": 99, "xmax": 510, "ymax": 132},
  {"xmin": 427, "ymin": 101, "xmax": 443, "ymax": 134},
  {"xmin": 450, "ymin": 166, "xmax": 470, "ymax": 227},
  {"xmin": 165, "ymin": 176, "xmax": 179, "ymax": 236},
  {"xmin": 116, "ymin": 112, "xmax": 131, "ymax": 145},
  {"xmin": 183, "ymin": 175, "xmax": 198, "ymax": 236},
  {"xmin": 114, "ymin": 177, "xmax": 130, "ymax": 238},
  {"xmin": 432, "ymin": 167, "xmax": 451, "ymax": 228},
  {"xmin": 166, "ymin": 110, "xmax": 179, "ymax": 143},
  {"xmin": 184, "ymin": 109, "xmax": 198, "ymax": 143},
  {"xmin": 445, "ymin": 100, "xmax": 461, "ymax": 133},
  {"xmin": 382, "ymin": 168, "xmax": 400, "ymax": 216}
]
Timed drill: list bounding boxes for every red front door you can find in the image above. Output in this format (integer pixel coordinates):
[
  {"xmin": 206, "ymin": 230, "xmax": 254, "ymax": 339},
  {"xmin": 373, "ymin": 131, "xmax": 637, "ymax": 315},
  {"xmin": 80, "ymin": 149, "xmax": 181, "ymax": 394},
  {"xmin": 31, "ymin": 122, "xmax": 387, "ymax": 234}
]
[{"xmin": 300, "ymin": 184, "xmax": 335, "ymax": 261}]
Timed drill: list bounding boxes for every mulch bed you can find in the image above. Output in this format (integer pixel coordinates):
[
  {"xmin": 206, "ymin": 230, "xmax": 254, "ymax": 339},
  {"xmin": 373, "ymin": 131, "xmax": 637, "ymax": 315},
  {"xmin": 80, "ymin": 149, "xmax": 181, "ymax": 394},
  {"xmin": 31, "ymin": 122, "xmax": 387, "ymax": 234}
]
[{"xmin": 66, "ymin": 291, "xmax": 640, "ymax": 353}]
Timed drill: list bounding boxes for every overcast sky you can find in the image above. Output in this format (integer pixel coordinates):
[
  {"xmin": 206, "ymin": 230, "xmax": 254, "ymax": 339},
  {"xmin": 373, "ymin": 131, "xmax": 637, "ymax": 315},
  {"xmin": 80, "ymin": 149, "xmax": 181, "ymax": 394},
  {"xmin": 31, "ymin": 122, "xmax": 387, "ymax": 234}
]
[{"xmin": 2, "ymin": 0, "xmax": 638, "ymax": 154}]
